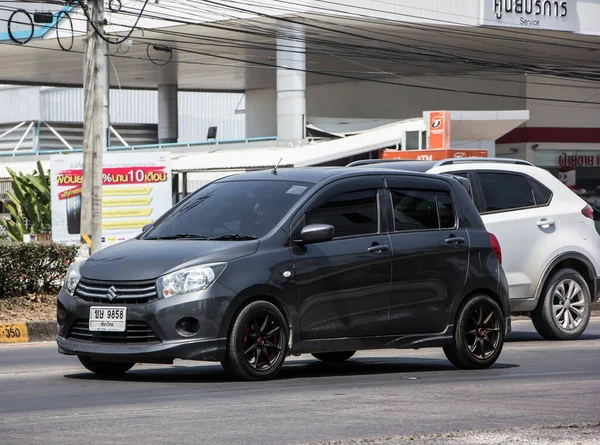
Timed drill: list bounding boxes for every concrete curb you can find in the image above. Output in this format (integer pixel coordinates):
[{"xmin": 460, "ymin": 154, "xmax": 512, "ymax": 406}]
[{"xmin": 0, "ymin": 321, "xmax": 56, "ymax": 344}]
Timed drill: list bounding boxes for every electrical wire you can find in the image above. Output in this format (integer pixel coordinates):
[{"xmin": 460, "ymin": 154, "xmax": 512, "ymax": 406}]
[
  {"xmin": 7, "ymin": 8, "xmax": 34, "ymax": 44},
  {"xmin": 76, "ymin": 0, "xmax": 150, "ymax": 45},
  {"xmin": 3, "ymin": 33, "xmax": 600, "ymax": 110},
  {"xmin": 2, "ymin": 1, "xmax": 600, "ymax": 105},
  {"xmin": 116, "ymin": 0, "xmax": 600, "ymax": 78},
  {"xmin": 146, "ymin": 43, "xmax": 173, "ymax": 66},
  {"xmin": 116, "ymin": 4, "xmax": 600, "ymax": 82},
  {"xmin": 56, "ymin": 10, "xmax": 74, "ymax": 52}
]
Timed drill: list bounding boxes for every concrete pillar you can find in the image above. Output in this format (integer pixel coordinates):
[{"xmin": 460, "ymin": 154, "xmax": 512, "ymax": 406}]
[
  {"xmin": 276, "ymin": 23, "xmax": 306, "ymax": 147},
  {"xmin": 157, "ymin": 61, "xmax": 178, "ymax": 144},
  {"xmin": 158, "ymin": 85, "xmax": 178, "ymax": 144}
]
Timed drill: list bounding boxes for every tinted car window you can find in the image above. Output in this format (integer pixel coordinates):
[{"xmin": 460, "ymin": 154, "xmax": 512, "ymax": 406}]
[
  {"xmin": 391, "ymin": 189, "xmax": 456, "ymax": 231},
  {"xmin": 477, "ymin": 172, "xmax": 535, "ymax": 213},
  {"xmin": 392, "ymin": 190, "xmax": 438, "ymax": 231},
  {"xmin": 437, "ymin": 192, "xmax": 456, "ymax": 229},
  {"xmin": 144, "ymin": 180, "xmax": 312, "ymax": 239},
  {"xmin": 529, "ymin": 179, "xmax": 552, "ymax": 206},
  {"xmin": 306, "ymin": 189, "xmax": 378, "ymax": 238}
]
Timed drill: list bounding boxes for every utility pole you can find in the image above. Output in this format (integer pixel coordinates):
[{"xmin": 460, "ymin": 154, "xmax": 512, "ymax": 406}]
[{"xmin": 81, "ymin": 0, "xmax": 105, "ymax": 255}]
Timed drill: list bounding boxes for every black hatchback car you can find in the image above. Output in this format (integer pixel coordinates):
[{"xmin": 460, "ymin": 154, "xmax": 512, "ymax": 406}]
[{"xmin": 57, "ymin": 167, "xmax": 510, "ymax": 380}]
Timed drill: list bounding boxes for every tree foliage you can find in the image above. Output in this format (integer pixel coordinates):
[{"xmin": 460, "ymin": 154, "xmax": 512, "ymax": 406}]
[{"xmin": 0, "ymin": 161, "xmax": 51, "ymax": 241}]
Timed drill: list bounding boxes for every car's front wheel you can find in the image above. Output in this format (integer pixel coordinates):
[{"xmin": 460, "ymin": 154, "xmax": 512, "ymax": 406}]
[
  {"xmin": 77, "ymin": 355, "xmax": 135, "ymax": 375},
  {"xmin": 444, "ymin": 294, "xmax": 505, "ymax": 370},
  {"xmin": 312, "ymin": 351, "xmax": 356, "ymax": 362},
  {"xmin": 221, "ymin": 301, "xmax": 288, "ymax": 381},
  {"xmin": 531, "ymin": 268, "xmax": 591, "ymax": 340}
]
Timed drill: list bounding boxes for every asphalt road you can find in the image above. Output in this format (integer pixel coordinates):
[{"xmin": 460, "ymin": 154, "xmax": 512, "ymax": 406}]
[{"xmin": 0, "ymin": 319, "xmax": 599, "ymax": 445}]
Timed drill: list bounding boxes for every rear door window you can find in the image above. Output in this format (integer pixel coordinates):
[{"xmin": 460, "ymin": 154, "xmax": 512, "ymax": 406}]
[
  {"xmin": 476, "ymin": 172, "xmax": 536, "ymax": 213},
  {"xmin": 529, "ymin": 179, "xmax": 553, "ymax": 206},
  {"xmin": 391, "ymin": 189, "xmax": 456, "ymax": 231}
]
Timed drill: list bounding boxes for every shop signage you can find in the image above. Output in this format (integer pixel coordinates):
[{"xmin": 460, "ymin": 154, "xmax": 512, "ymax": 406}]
[
  {"xmin": 382, "ymin": 149, "xmax": 488, "ymax": 161},
  {"xmin": 480, "ymin": 0, "xmax": 576, "ymax": 32},
  {"xmin": 50, "ymin": 152, "xmax": 172, "ymax": 247},
  {"xmin": 559, "ymin": 152, "xmax": 600, "ymax": 168},
  {"xmin": 429, "ymin": 111, "xmax": 451, "ymax": 150}
]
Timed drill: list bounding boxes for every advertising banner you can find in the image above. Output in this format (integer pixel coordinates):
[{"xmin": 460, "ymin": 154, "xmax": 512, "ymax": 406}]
[{"xmin": 50, "ymin": 152, "xmax": 172, "ymax": 246}]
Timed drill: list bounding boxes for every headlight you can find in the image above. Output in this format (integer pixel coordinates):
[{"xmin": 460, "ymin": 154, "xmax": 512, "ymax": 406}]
[
  {"xmin": 156, "ymin": 263, "xmax": 227, "ymax": 298},
  {"xmin": 64, "ymin": 261, "xmax": 83, "ymax": 296}
]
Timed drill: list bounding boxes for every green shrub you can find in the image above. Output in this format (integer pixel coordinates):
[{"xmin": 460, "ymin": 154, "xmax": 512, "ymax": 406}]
[{"xmin": 0, "ymin": 242, "xmax": 78, "ymax": 298}]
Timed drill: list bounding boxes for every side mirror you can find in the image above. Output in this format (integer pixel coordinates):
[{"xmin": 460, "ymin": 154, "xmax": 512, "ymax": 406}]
[
  {"xmin": 299, "ymin": 224, "xmax": 334, "ymax": 245},
  {"xmin": 142, "ymin": 224, "xmax": 152, "ymax": 233}
]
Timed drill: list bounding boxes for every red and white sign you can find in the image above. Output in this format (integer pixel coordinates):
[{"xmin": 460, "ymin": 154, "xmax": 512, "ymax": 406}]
[
  {"xmin": 382, "ymin": 149, "xmax": 487, "ymax": 161},
  {"xmin": 429, "ymin": 111, "xmax": 451, "ymax": 150}
]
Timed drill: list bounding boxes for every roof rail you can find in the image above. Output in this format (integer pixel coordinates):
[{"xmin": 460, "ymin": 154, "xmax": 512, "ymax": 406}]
[
  {"xmin": 434, "ymin": 157, "xmax": 533, "ymax": 167},
  {"xmin": 345, "ymin": 159, "xmax": 406, "ymax": 167}
]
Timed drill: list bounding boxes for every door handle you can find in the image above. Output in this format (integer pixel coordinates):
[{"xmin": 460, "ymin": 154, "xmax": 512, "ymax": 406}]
[
  {"xmin": 445, "ymin": 237, "xmax": 465, "ymax": 245},
  {"xmin": 537, "ymin": 218, "xmax": 555, "ymax": 227},
  {"xmin": 367, "ymin": 245, "xmax": 389, "ymax": 254}
]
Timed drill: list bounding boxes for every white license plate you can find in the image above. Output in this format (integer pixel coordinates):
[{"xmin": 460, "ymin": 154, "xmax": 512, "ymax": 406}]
[{"xmin": 89, "ymin": 307, "xmax": 127, "ymax": 332}]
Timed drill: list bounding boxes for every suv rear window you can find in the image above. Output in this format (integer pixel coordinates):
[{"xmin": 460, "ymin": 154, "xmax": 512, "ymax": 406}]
[
  {"xmin": 477, "ymin": 172, "xmax": 536, "ymax": 213},
  {"xmin": 391, "ymin": 189, "xmax": 456, "ymax": 231},
  {"xmin": 530, "ymin": 179, "xmax": 552, "ymax": 206}
]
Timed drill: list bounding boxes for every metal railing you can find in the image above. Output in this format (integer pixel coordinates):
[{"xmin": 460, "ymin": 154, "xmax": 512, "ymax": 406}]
[{"xmin": 0, "ymin": 120, "xmax": 276, "ymax": 157}]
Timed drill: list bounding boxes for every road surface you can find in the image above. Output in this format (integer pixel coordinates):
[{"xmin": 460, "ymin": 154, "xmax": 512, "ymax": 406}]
[{"xmin": 1, "ymin": 319, "xmax": 599, "ymax": 445}]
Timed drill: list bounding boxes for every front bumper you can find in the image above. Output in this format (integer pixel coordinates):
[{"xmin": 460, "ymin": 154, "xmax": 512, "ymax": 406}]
[
  {"xmin": 57, "ymin": 335, "xmax": 226, "ymax": 363},
  {"xmin": 56, "ymin": 282, "xmax": 235, "ymax": 363}
]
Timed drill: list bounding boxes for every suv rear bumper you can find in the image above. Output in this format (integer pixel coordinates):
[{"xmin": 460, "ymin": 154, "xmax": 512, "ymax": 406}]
[{"xmin": 594, "ymin": 278, "xmax": 600, "ymax": 303}]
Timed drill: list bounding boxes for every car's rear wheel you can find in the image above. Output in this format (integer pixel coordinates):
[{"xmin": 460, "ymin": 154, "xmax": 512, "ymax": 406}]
[
  {"xmin": 77, "ymin": 355, "xmax": 135, "ymax": 375},
  {"xmin": 312, "ymin": 351, "xmax": 356, "ymax": 362},
  {"xmin": 531, "ymin": 268, "xmax": 591, "ymax": 340},
  {"xmin": 444, "ymin": 294, "xmax": 505, "ymax": 370},
  {"xmin": 221, "ymin": 301, "xmax": 288, "ymax": 381}
]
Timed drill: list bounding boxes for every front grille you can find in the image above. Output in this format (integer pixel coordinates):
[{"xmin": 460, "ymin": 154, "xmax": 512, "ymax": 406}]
[
  {"xmin": 75, "ymin": 278, "xmax": 158, "ymax": 304},
  {"xmin": 67, "ymin": 319, "xmax": 161, "ymax": 343}
]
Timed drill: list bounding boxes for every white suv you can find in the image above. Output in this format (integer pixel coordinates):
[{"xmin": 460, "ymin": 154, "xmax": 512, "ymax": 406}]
[{"xmin": 351, "ymin": 158, "xmax": 600, "ymax": 340}]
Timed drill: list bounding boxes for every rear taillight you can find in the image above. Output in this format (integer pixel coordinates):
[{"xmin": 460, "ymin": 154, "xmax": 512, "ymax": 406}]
[
  {"xmin": 582, "ymin": 204, "xmax": 594, "ymax": 220},
  {"xmin": 489, "ymin": 233, "xmax": 502, "ymax": 265}
]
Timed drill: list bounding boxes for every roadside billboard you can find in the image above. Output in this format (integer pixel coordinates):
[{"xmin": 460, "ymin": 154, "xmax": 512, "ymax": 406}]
[{"xmin": 50, "ymin": 152, "xmax": 172, "ymax": 246}]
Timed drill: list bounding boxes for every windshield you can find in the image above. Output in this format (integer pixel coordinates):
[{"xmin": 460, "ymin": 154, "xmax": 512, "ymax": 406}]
[{"xmin": 143, "ymin": 180, "xmax": 313, "ymax": 240}]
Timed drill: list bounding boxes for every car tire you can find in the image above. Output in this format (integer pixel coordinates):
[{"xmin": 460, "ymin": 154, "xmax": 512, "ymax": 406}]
[
  {"xmin": 221, "ymin": 301, "xmax": 288, "ymax": 381},
  {"xmin": 531, "ymin": 268, "xmax": 591, "ymax": 340},
  {"xmin": 312, "ymin": 351, "xmax": 356, "ymax": 362},
  {"xmin": 444, "ymin": 294, "xmax": 505, "ymax": 370},
  {"xmin": 77, "ymin": 355, "xmax": 135, "ymax": 375}
]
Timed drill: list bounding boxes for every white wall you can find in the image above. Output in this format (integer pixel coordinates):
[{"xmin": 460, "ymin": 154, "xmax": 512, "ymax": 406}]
[
  {"xmin": 245, "ymin": 88, "xmax": 277, "ymax": 138},
  {"xmin": 526, "ymin": 75, "xmax": 600, "ymax": 128},
  {"xmin": 245, "ymin": 74, "xmax": 526, "ymax": 138}
]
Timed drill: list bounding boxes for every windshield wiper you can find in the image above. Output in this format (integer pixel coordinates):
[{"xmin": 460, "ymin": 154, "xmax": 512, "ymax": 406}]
[
  {"xmin": 145, "ymin": 233, "xmax": 209, "ymax": 240},
  {"xmin": 210, "ymin": 233, "xmax": 258, "ymax": 241}
]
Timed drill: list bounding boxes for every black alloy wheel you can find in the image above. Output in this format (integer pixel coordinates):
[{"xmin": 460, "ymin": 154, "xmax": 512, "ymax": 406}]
[
  {"xmin": 444, "ymin": 295, "xmax": 505, "ymax": 370},
  {"xmin": 463, "ymin": 304, "xmax": 502, "ymax": 361},
  {"xmin": 222, "ymin": 301, "xmax": 288, "ymax": 381}
]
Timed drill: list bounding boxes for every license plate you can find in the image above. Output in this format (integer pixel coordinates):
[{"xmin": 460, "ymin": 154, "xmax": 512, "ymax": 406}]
[{"xmin": 89, "ymin": 307, "xmax": 127, "ymax": 332}]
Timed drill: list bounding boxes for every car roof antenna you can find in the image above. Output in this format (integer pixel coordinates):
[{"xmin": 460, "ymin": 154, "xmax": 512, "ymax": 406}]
[{"xmin": 272, "ymin": 158, "xmax": 283, "ymax": 175}]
